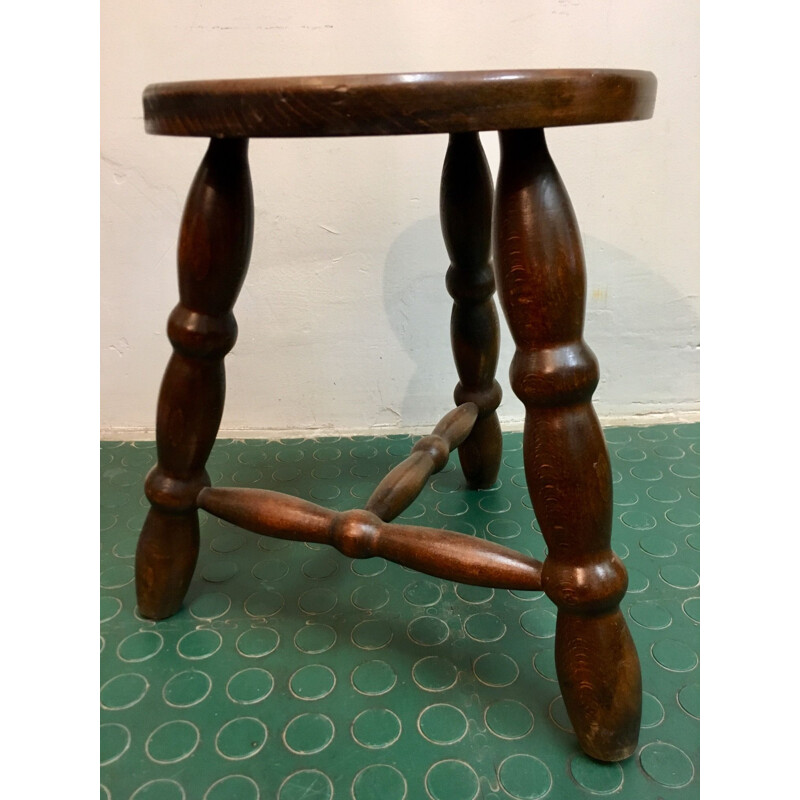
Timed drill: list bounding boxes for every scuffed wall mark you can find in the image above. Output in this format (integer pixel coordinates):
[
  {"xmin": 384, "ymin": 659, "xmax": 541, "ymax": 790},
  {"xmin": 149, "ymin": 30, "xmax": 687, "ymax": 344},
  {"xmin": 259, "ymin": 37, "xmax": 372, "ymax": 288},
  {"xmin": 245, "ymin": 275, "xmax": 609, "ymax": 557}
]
[
  {"xmin": 109, "ymin": 338, "xmax": 131, "ymax": 358},
  {"xmin": 101, "ymin": 153, "xmax": 180, "ymax": 215},
  {"xmin": 319, "ymin": 224, "xmax": 340, "ymax": 235},
  {"xmin": 101, "ymin": 153, "xmax": 130, "ymax": 186}
]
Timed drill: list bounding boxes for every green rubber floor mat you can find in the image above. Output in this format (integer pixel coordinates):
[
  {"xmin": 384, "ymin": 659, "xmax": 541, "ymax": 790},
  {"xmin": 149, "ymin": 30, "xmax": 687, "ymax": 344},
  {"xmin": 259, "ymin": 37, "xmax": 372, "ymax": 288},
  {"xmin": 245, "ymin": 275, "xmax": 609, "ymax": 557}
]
[{"xmin": 100, "ymin": 424, "xmax": 699, "ymax": 799}]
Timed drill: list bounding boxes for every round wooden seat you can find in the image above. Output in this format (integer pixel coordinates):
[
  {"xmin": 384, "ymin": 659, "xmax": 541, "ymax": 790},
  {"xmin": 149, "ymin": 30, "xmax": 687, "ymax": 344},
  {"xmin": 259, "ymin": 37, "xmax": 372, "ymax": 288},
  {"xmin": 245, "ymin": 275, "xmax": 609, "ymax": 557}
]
[{"xmin": 143, "ymin": 69, "xmax": 656, "ymax": 138}]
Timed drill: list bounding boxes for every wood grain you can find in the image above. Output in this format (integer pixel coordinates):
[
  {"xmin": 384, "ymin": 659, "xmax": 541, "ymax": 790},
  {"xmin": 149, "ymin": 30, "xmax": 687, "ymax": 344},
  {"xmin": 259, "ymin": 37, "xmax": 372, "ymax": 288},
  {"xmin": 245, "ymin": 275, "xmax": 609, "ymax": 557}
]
[
  {"xmin": 365, "ymin": 403, "xmax": 478, "ymax": 521},
  {"xmin": 198, "ymin": 486, "xmax": 543, "ymax": 590},
  {"xmin": 143, "ymin": 69, "xmax": 656, "ymax": 138},
  {"xmin": 493, "ymin": 127, "xmax": 641, "ymax": 761},
  {"xmin": 136, "ymin": 138, "xmax": 254, "ymax": 620},
  {"xmin": 442, "ymin": 132, "xmax": 503, "ymax": 488}
]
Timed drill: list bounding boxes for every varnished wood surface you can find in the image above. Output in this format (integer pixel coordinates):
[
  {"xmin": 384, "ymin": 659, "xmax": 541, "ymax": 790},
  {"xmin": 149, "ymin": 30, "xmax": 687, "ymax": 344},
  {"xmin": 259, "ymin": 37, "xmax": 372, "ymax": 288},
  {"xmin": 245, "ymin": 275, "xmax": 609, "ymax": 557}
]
[
  {"xmin": 198, "ymin": 486, "xmax": 542, "ymax": 590},
  {"xmin": 143, "ymin": 69, "xmax": 656, "ymax": 138},
  {"xmin": 136, "ymin": 138, "xmax": 254, "ymax": 620},
  {"xmin": 365, "ymin": 403, "xmax": 478, "ymax": 521},
  {"xmin": 493, "ymin": 127, "xmax": 641, "ymax": 761},
  {"xmin": 442, "ymin": 132, "xmax": 503, "ymax": 488}
]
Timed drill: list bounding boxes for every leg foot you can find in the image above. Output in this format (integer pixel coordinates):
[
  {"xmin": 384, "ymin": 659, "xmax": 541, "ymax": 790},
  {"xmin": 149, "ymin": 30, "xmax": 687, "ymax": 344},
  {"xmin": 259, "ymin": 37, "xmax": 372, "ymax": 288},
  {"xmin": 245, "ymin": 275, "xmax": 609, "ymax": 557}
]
[{"xmin": 135, "ymin": 508, "xmax": 199, "ymax": 620}]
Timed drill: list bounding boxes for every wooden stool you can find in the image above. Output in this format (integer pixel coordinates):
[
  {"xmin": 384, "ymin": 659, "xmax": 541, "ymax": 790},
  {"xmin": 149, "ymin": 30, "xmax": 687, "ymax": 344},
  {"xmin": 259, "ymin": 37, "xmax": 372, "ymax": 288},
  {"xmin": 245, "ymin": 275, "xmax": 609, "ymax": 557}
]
[{"xmin": 137, "ymin": 69, "xmax": 657, "ymax": 762}]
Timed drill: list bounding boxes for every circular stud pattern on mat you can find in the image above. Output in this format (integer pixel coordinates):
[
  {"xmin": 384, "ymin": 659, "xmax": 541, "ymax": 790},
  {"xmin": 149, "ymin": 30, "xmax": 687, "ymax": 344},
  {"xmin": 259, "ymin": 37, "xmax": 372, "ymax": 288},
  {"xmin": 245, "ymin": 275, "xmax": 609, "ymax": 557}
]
[
  {"xmin": 117, "ymin": 630, "xmax": 164, "ymax": 663},
  {"xmin": 659, "ymin": 564, "xmax": 699, "ymax": 588},
  {"xmin": 520, "ymin": 607, "xmax": 557, "ymax": 638},
  {"xmin": 352, "ymin": 707, "xmax": 402, "ymax": 749},
  {"xmin": 548, "ymin": 696, "xmax": 573, "ymax": 733},
  {"xmin": 533, "ymin": 649, "xmax": 557, "ymax": 682},
  {"xmin": 670, "ymin": 461, "xmax": 700, "ymax": 479},
  {"xmin": 628, "ymin": 600, "xmax": 672, "ymax": 630},
  {"xmin": 146, "ymin": 720, "xmax": 200, "ymax": 763},
  {"xmin": 252, "ymin": 558, "xmax": 289, "ymax": 582},
  {"xmin": 215, "ymin": 717, "xmax": 268, "ymax": 760},
  {"xmin": 289, "ymin": 664, "xmax": 336, "ymax": 700},
  {"xmin": 665, "ymin": 507, "xmax": 700, "ymax": 528},
  {"xmin": 204, "ymin": 775, "xmax": 260, "ymax": 800},
  {"xmin": 101, "ymin": 673, "xmax": 149, "ymax": 710},
  {"xmin": 244, "ymin": 589, "xmax": 284, "ymax": 618},
  {"xmin": 484, "ymin": 699, "xmax": 534, "ymax": 740},
  {"xmin": 403, "ymin": 579, "xmax": 443, "ymax": 606},
  {"xmin": 102, "ymin": 428, "xmax": 698, "ymax": 797},
  {"xmin": 100, "ymin": 722, "xmax": 131, "ymax": 766},
  {"xmin": 615, "ymin": 446, "xmax": 647, "ymax": 462},
  {"xmin": 100, "ymin": 564, "xmax": 135, "ymax": 589},
  {"xmin": 278, "ymin": 770, "xmax": 333, "ymax": 800},
  {"xmin": 486, "ymin": 519, "xmax": 522, "ymax": 540},
  {"xmin": 351, "ymin": 619, "xmax": 393, "ymax": 650},
  {"xmin": 283, "ymin": 713, "xmax": 335, "ymax": 755},
  {"xmin": 298, "ymin": 587, "xmax": 337, "ymax": 615},
  {"xmin": 425, "ymin": 760, "xmax": 480, "ymax": 800},
  {"xmin": 418, "ymin": 703, "xmax": 469, "ymax": 744},
  {"xmin": 352, "ymin": 557, "xmax": 387, "ymax": 577},
  {"xmin": 413, "ymin": 656, "xmax": 458, "ymax": 692},
  {"xmin": 351, "ymin": 659, "xmax": 397, "ymax": 696},
  {"xmin": 639, "ymin": 534, "xmax": 678, "ymax": 557},
  {"xmin": 626, "ymin": 567, "xmax": 650, "ymax": 593},
  {"xmin": 677, "ymin": 683, "xmax": 700, "ymax": 719},
  {"xmin": 638, "ymin": 428, "xmax": 668, "ymax": 442},
  {"xmin": 294, "ymin": 623, "xmax": 337, "ymax": 654},
  {"xmin": 130, "ymin": 780, "xmax": 185, "ymax": 800},
  {"xmin": 620, "ymin": 510, "xmax": 657, "ymax": 531},
  {"xmin": 454, "ymin": 584, "xmax": 494, "ymax": 604},
  {"xmin": 257, "ymin": 535, "xmax": 289, "ymax": 552},
  {"xmin": 498, "ymin": 754, "xmax": 553, "ymax": 799},
  {"xmin": 630, "ymin": 464, "xmax": 663, "ymax": 481},
  {"xmin": 100, "ymin": 596, "xmax": 122, "ymax": 623},
  {"xmin": 641, "ymin": 691, "xmax": 666, "ymax": 729},
  {"xmin": 682, "ymin": 596, "xmax": 700, "ymax": 624},
  {"xmin": 473, "ymin": 652, "xmax": 519, "ymax": 687},
  {"xmin": 202, "ymin": 559, "xmax": 238, "ymax": 583},
  {"xmin": 226, "ymin": 668, "xmax": 274, "ymax": 704},
  {"xmin": 639, "ymin": 742, "xmax": 695, "ymax": 788},
  {"xmin": 568, "ymin": 755, "xmax": 624, "ymax": 795},
  {"xmin": 464, "ymin": 612, "xmax": 506, "ymax": 642},
  {"xmin": 211, "ymin": 532, "xmax": 245, "ymax": 553},
  {"xmin": 235, "ymin": 627, "xmax": 279, "ymax": 658},
  {"xmin": 302, "ymin": 554, "xmax": 339, "ymax": 580},
  {"xmin": 163, "ymin": 669, "xmax": 212, "ymax": 708},
  {"xmin": 651, "ymin": 639, "xmax": 699, "ymax": 672},
  {"xmin": 189, "ymin": 592, "xmax": 232, "ymax": 620},
  {"xmin": 351, "ymin": 584, "xmax": 390, "ymax": 611},
  {"xmin": 353, "ymin": 765, "xmax": 407, "ymax": 800},
  {"xmin": 177, "ymin": 629, "xmax": 222, "ymax": 660},
  {"xmin": 408, "ymin": 616, "xmax": 450, "ymax": 646},
  {"xmin": 646, "ymin": 484, "xmax": 682, "ymax": 503}
]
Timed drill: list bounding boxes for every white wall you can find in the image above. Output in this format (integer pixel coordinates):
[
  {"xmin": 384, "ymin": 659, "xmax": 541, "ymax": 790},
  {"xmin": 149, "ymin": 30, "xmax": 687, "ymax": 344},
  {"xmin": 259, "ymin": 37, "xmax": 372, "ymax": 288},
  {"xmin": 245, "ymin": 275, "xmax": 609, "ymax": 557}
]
[{"xmin": 100, "ymin": 0, "xmax": 699, "ymax": 438}]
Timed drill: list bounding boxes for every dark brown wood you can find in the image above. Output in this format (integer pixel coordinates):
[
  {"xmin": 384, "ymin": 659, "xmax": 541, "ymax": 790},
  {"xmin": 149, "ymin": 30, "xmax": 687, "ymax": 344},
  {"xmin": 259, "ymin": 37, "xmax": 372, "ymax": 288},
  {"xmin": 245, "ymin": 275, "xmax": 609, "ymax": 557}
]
[
  {"xmin": 198, "ymin": 486, "xmax": 542, "ymax": 590},
  {"xmin": 493, "ymin": 127, "xmax": 641, "ymax": 762},
  {"xmin": 136, "ymin": 137, "xmax": 254, "ymax": 620},
  {"xmin": 442, "ymin": 132, "xmax": 503, "ymax": 489},
  {"xmin": 137, "ymin": 68, "xmax": 657, "ymax": 762},
  {"xmin": 365, "ymin": 403, "xmax": 478, "ymax": 521},
  {"xmin": 143, "ymin": 70, "xmax": 656, "ymax": 138}
]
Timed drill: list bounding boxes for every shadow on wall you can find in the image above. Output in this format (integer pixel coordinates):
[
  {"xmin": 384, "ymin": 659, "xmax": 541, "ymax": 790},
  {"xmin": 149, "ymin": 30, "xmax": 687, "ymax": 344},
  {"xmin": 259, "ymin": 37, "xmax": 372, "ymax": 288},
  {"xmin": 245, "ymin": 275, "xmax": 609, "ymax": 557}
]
[{"xmin": 382, "ymin": 217, "xmax": 699, "ymax": 427}]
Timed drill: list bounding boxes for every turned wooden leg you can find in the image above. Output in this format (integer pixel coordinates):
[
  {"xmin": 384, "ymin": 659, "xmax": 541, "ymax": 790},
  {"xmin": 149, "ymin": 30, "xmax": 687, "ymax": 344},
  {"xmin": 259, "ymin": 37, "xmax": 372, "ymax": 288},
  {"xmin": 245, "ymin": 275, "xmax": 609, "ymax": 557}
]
[
  {"xmin": 136, "ymin": 137, "xmax": 254, "ymax": 620},
  {"xmin": 441, "ymin": 132, "xmax": 503, "ymax": 489},
  {"xmin": 493, "ymin": 128, "xmax": 641, "ymax": 761}
]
